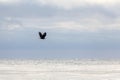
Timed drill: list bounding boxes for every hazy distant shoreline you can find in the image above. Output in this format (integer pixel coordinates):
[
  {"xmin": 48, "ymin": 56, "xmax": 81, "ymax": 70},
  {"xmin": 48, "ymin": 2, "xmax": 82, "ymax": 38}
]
[{"xmin": 0, "ymin": 59, "xmax": 120, "ymax": 65}]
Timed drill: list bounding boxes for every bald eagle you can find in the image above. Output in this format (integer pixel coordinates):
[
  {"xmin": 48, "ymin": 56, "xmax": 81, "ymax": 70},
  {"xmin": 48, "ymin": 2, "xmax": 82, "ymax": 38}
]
[{"xmin": 39, "ymin": 32, "xmax": 47, "ymax": 39}]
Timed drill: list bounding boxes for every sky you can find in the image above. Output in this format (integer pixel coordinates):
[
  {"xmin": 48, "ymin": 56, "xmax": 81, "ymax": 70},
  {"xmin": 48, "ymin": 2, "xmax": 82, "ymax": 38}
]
[{"xmin": 0, "ymin": 0, "xmax": 120, "ymax": 59}]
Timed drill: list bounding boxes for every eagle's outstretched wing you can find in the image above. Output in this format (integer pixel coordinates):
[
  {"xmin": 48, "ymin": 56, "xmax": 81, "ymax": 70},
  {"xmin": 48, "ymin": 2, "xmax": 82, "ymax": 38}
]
[
  {"xmin": 42, "ymin": 32, "xmax": 47, "ymax": 38},
  {"xmin": 39, "ymin": 32, "xmax": 43, "ymax": 38}
]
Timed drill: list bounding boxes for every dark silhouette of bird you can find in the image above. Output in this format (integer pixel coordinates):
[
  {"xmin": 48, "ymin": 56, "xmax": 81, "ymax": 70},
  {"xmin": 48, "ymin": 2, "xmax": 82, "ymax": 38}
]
[{"xmin": 39, "ymin": 32, "xmax": 47, "ymax": 39}]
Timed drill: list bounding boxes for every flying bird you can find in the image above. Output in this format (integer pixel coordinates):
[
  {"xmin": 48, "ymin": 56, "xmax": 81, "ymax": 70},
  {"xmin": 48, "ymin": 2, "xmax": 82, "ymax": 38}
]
[{"xmin": 39, "ymin": 32, "xmax": 47, "ymax": 39}]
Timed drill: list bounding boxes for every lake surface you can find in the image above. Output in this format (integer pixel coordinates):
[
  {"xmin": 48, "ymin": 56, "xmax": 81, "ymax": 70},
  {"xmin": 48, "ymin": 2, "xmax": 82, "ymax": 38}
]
[{"xmin": 0, "ymin": 59, "xmax": 120, "ymax": 80}]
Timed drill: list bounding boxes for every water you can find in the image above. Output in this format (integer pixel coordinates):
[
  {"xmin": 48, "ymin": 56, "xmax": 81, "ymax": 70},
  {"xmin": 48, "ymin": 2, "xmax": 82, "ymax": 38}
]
[{"xmin": 0, "ymin": 59, "xmax": 120, "ymax": 80}]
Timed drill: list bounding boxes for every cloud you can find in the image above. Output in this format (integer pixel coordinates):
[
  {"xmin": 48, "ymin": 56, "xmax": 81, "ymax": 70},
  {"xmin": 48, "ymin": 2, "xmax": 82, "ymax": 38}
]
[
  {"xmin": 0, "ymin": 0, "xmax": 21, "ymax": 4},
  {"xmin": 0, "ymin": 0, "xmax": 120, "ymax": 9},
  {"xmin": 0, "ymin": 0, "xmax": 120, "ymax": 32},
  {"xmin": 0, "ymin": 17, "xmax": 22, "ymax": 31},
  {"xmin": 36, "ymin": 0, "xmax": 120, "ymax": 9},
  {"xmin": 2, "ymin": 16, "xmax": 119, "ymax": 32}
]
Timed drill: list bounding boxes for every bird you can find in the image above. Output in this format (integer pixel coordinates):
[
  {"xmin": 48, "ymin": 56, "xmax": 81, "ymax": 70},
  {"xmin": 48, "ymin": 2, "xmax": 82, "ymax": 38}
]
[{"xmin": 39, "ymin": 32, "xmax": 47, "ymax": 39}]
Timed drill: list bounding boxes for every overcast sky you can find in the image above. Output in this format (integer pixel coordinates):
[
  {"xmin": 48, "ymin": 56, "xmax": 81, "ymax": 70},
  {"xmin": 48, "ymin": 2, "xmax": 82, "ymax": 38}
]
[{"xmin": 0, "ymin": 0, "xmax": 120, "ymax": 59}]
